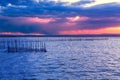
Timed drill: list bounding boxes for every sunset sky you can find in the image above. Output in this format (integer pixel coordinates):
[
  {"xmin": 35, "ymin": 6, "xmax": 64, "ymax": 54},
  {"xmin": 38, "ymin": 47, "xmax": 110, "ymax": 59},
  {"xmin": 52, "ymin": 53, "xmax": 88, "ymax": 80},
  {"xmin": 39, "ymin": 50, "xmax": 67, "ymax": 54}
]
[{"xmin": 0, "ymin": 0, "xmax": 120, "ymax": 35}]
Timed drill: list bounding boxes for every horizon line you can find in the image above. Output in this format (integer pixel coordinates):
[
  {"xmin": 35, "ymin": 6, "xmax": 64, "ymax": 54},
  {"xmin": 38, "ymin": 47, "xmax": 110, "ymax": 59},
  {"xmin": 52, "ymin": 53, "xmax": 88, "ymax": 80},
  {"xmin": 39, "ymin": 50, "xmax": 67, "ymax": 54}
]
[{"xmin": 1, "ymin": 34, "xmax": 120, "ymax": 37}]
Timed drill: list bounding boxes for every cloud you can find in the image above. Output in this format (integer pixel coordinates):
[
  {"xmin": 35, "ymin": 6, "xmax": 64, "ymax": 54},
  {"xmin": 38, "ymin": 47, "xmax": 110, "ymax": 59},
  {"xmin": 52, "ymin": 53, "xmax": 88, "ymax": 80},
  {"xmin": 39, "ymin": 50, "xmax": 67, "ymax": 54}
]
[
  {"xmin": 0, "ymin": 0, "xmax": 120, "ymax": 35},
  {"xmin": 24, "ymin": 17, "xmax": 56, "ymax": 24},
  {"xmin": 0, "ymin": 0, "xmax": 120, "ymax": 17},
  {"xmin": 0, "ymin": 16, "xmax": 49, "ymax": 34},
  {"xmin": 0, "ymin": 6, "xmax": 5, "ymax": 13},
  {"xmin": 0, "ymin": 13, "xmax": 120, "ymax": 35},
  {"xmin": 66, "ymin": 16, "xmax": 89, "ymax": 22},
  {"xmin": 7, "ymin": 3, "xmax": 27, "ymax": 8},
  {"xmin": 82, "ymin": 0, "xmax": 120, "ymax": 8},
  {"xmin": 33, "ymin": 0, "xmax": 80, "ymax": 3}
]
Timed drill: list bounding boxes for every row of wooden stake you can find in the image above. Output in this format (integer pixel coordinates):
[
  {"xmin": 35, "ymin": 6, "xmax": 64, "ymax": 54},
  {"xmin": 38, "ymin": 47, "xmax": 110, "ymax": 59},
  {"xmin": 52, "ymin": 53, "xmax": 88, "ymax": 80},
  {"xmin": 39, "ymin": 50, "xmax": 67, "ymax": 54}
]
[{"xmin": 0, "ymin": 39, "xmax": 47, "ymax": 53}]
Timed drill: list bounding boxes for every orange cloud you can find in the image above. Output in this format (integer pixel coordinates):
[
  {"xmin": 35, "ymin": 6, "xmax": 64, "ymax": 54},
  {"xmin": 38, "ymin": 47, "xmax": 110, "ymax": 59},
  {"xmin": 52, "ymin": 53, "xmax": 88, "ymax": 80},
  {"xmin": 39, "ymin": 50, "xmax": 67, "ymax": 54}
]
[
  {"xmin": 66, "ymin": 16, "xmax": 89, "ymax": 22},
  {"xmin": 59, "ymin": 26, "xmax": 120, "ymax": 35},
  {"xmin": 11, "ymin": 17, "xmax": 56, "ymax": 25},
  {"xmin": 62, "ymin": 16, "xmax": 89, "ymax": 27},
  {"xmin": 25, "ymin": 17, "xmax": 55, "ymax": 24},
  {"xmin": 0, "ymin": 32, "xmax": 24, "ymax": 35}
]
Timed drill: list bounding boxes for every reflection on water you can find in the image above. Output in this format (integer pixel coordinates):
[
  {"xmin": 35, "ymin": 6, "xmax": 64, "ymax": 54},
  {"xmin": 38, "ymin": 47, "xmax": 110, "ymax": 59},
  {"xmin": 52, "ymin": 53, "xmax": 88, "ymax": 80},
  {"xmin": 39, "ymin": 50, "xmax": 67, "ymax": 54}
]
[{"xmin": 0, "ymin": 37, "xmax": 120, "ymax": 80}]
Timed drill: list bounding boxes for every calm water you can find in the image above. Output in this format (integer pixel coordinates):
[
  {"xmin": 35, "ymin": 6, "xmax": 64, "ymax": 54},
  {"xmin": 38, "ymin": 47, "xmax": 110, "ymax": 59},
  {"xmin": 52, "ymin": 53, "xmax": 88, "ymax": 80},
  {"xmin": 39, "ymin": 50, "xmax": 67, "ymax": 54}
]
[{"xmin": 0, "ymin": 37, "xmax": 120, "ymax": 80}]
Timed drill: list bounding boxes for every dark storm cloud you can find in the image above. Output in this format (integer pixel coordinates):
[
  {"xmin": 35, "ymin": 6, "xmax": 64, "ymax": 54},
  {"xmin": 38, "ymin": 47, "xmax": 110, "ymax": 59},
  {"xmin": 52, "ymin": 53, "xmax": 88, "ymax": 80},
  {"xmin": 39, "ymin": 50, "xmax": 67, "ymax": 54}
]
[
  {"xmin": 77, "ymin": 18, "xmax": 120, "ymax": 30},
  {"xmin": 0, "ymin": 16, "xmax": 49, "ymax": 34},
  {"xmin": 0, "ymin": 0, "xmax": 119, "ymax": 17},
  {"xmin": 0, "ymin": 0, "xmax": 96, "ymax": 17}
]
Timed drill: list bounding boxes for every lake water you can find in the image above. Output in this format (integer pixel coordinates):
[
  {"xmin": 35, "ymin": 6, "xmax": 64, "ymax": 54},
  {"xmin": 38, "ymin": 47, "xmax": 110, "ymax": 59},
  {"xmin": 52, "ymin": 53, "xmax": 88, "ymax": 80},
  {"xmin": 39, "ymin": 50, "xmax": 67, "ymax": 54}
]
[{"xmin": 0, "ymin": 37, "xmax": 120, "ymax": 80}]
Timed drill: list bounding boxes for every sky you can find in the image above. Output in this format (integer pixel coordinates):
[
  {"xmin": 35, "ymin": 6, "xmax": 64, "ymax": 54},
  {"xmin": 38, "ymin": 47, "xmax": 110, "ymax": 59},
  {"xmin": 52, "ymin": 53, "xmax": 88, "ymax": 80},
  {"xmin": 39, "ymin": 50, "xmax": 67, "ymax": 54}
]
[{"xmin": 0, "ymin": 0, "xmax": 120, "ymax": 35}]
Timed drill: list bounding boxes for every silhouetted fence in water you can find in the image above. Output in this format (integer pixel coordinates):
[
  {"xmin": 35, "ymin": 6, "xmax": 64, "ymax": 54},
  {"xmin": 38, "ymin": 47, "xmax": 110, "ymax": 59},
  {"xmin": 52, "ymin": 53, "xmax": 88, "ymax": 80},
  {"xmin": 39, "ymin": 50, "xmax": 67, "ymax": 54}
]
[{"xmin": 0, "ymin": 39, "xmax": 47, "ymax": 53}]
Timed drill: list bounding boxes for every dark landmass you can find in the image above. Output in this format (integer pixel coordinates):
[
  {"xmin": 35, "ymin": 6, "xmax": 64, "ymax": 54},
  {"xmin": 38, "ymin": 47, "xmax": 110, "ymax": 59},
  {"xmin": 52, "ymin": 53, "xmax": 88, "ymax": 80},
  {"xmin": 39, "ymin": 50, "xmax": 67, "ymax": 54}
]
[{"xmin": 1, "ymin": 34, "xmax": 120, "ymax": 37}]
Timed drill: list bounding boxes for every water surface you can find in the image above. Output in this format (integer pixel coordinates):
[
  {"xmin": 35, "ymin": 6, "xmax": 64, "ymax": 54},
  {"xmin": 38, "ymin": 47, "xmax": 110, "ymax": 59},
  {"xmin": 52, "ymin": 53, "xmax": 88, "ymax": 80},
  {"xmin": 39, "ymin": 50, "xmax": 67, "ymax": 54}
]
[{"xmin": 0, "ymin": 37, "xmax": 120, "ymax": 80}]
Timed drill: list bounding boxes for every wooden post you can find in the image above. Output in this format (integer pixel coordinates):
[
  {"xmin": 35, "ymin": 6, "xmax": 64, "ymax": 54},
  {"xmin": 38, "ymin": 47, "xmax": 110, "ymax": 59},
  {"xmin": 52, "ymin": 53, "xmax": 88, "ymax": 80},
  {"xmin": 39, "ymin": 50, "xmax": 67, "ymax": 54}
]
[
  {"xmin": 34, "ymin": 41, "xmax": 35, "ymax": 50},
  {"xmin": 3, "ymin": 40, "xmax": 5, "ymax": 49},
  {"xmin": 39, "ymin": 41, "xmax": 41, "ymax": 51},
  {"xmin": 38, "ymin": 41, "xmax": 40, "ymax": 51},
  {"xmin": 35, "ymin": 40, "xmax": 38, "ymax": 52},
  {"xmin": 37, "ymin": 40, "xmax": 39, "ymax": 51},
  {"xmin": 40, "ymin": 41, "xmax": 42, "ymax": 51},
  {"xmin": 26, "ymin": 40, "xmax": 27, "ymax": 51},
  {"xmin": 7, "ymin": 40, "xmax": 10, "ymax": 53},
  {"xmin": 43, "ymin": 42, "xmax": 47, "ymax": 52},
  {"xmin": 23, "ymin": 40, "xmax": 25, "ymax": 51},
  {"xmin": 31, "ymin": 41, "xmax": 32, "ymax": 51},
  {"xmin": 30, "ymin": 40, "xmax": 33, "ymax": 51},
  {"xmin": 15, "ymin": 40, "xmax": 17, "ymax": 52},
  {"xmin": 34, "ymin": 40, "xmax": 36, "ymax": 52},
  {"xmin": 18, "ymin": 40, "xmax": 20, "ymax": 51},
  {"xmin": 7, "ymin": 40, "xmax": 9, "ymax": 53}
]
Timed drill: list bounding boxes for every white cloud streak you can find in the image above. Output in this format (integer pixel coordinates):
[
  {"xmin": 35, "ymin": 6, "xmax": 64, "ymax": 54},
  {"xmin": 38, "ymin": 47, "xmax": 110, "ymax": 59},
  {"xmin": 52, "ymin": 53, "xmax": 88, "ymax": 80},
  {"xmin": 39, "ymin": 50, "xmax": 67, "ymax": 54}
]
[
  {"xmin": 7, "ymin": 3, "xmax": 27, "ymax": 8},
  {"xmin": 82, "ymin": 0, "xmax": 120, "ymax": 8}
]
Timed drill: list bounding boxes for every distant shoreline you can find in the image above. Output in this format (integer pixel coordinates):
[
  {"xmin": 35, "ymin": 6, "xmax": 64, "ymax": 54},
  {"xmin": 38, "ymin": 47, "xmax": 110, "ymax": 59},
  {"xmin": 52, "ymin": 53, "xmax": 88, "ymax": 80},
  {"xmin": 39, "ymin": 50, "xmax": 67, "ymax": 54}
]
[{"xmin": 1, "ymin": 34, "xmax": 120, "ymax": 37}]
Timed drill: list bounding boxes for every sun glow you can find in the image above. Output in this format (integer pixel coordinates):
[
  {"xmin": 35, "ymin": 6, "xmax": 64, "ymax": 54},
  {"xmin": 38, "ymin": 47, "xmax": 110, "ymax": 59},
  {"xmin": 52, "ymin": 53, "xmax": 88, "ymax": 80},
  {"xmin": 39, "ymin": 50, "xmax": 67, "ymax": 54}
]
[{"xmin": 59, "ymin": 26, "xmax": 120, "ymax": 35}]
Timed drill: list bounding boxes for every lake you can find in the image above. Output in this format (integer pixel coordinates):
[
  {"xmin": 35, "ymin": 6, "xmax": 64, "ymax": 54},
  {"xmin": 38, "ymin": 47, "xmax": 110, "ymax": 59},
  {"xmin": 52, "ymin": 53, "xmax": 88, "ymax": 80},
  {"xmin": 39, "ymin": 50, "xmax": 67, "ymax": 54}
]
[{"xmin": 0, "ymin": 37, "xmax": 120, "ymax": 80}]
